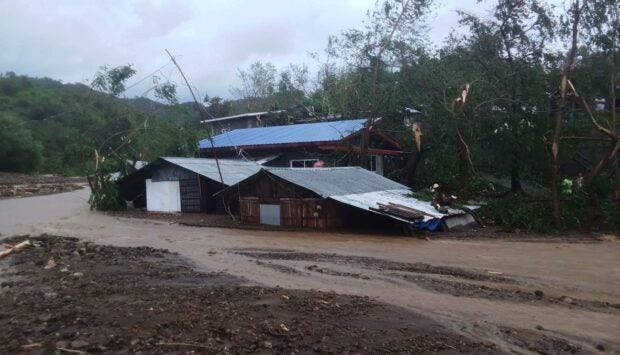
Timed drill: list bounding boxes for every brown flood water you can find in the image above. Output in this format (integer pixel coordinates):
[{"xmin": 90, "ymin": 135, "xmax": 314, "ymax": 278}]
[{"xmin": 1, "ymin": 188, "xmax": 619, "ymax": 353}]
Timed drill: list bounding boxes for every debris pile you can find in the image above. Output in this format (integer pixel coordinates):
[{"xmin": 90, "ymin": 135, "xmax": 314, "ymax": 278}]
[{"xmin": 0, "ymin": 172, "xmax": 84, "ymax": 199}]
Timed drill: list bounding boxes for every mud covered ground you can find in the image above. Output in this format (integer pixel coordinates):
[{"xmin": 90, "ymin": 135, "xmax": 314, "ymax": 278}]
[
  {"xmin": 0, "ymin": 235, "xmax": 506, "ymax": 354},
  {"xmin": 0, "ymin": 172, "xmax": 84, "ymax": 199},
  {"xmin": 109, "ymin": 209, "xmax": 610, "ymax": 243},
  {"xmin": 2, "ymin": 188, "xmax": 618, "ymax": 353},
  {"xmin": 233, "ymin": 250, "xmax": 620, "ymax": 318}
]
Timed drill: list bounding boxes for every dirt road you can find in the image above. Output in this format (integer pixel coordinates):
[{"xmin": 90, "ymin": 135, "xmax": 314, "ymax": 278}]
[{"xmin": 1, "ymin": 188, "xmax": 619, "ymax": 353}]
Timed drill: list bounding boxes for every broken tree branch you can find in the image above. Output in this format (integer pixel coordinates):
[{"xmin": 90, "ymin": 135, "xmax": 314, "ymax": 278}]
[
  {"xmin": 0, "ymin": 240, "xmax": 32, "ymax": 259},
  {"xmin": 156, "ymin": 342, "xmax": 218, "ymax": 350},
  {"xmin": 560, "ymin": 136, "xmax": 612, "ymax": 142},
  {"xmin": 568, "ymin": 79, "xmax": 618, "ymax": 140}
]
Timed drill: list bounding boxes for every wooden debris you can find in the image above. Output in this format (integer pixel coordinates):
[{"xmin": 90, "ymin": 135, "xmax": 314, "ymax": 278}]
[
  {"xmin": 156, "ymin": 342, "xmax": 218, "ymax": 350},
  {"xmin": 21, "ymin": 343, "xmax": 42, "ymax": 348},
  {"xmin": 371, "ymin": 202, "xmax": 431, "ymax": 221},
  {"xmin": 56, "ymin": 347, "xmax": 86, "ymax": 354},
  {"xmin": 0, "ymin": 240, "xmax": 32, "ymax": 259}
]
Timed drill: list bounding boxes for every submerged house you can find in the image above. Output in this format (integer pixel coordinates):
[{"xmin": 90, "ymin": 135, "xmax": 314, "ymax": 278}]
[
  {"xmin": 217, "ymin": 167, "xmax": 476, "ymax": 231},
  {"xmin": 117, "ymin": 157, "xmax": 261, "ymax": 213},
  {"xmin": 198, "ymin": 118, "xmax": 404, "ymax": 176}
]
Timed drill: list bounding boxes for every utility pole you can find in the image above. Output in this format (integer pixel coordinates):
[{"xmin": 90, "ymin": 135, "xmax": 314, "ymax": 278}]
[{"xmin": 165, "ymin": 49, "xmax": 224, "ymax": 185}]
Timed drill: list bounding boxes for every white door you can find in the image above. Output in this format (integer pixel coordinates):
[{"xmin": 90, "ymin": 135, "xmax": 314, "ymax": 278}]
[
  {"xmin": 146, "ymin": 179, "xmax": 181, "ymax": 212},
  {"xmin": 259, "ymin": 204, "xmax": 280, "ymax": 226}
]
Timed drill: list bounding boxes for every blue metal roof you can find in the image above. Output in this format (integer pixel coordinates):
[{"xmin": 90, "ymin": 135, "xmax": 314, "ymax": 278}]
[{"xmin": 199, "ymin": 118, "xmax": 367, "ymax": 149}]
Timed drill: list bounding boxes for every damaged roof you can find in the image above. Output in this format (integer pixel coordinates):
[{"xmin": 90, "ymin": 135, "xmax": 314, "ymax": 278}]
[
  {"xmin": 265, "ymin": 167, "xmax": 406, "ymax": 197},
  {"xmin": 264, "ymin": 167, "xmax": 465, "ymax": 221},
  {"xmin": 330, "ymin": 189, "xmax": 466, "ymax": 222},
  {"xmin": 199, "ymin": 110, "xmax": 285, "ymax": 124},
  {"xmin": 199, "ymin": 118, "xmax": 368, "ymax": 149},
  {"xmin": 159, "ymin": 157, "xmax": 261, "ymax": 186}
]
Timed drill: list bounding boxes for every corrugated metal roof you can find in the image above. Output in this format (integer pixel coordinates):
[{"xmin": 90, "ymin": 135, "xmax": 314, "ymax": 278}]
[
  {"xmin": 265, "ymin": 167, "xmax": 406, "ymax": 197},
  {"xmin": 199, "ymin": 118, "xmax": 367, "ymax": 149},
  {"xmin": 161, "ymin": 157, "xmax": 261, "ymax": 186},
  {"xmin": 330, "ymin": 189, "xmax": 464, "ymax": 222},
  {"xmin": 199, "ymin": 110, "xmax": 285, "ymax": 124}
]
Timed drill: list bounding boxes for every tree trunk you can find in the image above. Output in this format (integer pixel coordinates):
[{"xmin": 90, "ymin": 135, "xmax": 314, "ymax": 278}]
[
  {"xmin": 616, "ymin": 165, "xmax": 620, "ymax": 232},
  {"xmin": 404, "ymin": 148, "xmax": 429, "ymax": 187},
  {"xmin": 585, "ymin": 184, "xmax": 598, "ymax": 231},
  {"xmin": 549, "ymin": 0, "xmax": 581, "ymax": 229},
  {"xmin": 611, "ymin": 71, "xmax": 619, "ymax": 231},
  {"xmin": 359, "ymin": 121, "xmax": 371, "ymax": 169},
  {"xmin": 584, "ymin": 140, "xmax": 620, "ymax": 229},
  {"xmin": 510, "ymin": 163, "xmax": 524, "ymax": 193},
  {"xmin": 456, "ymin": 123, "xmax": 471, "ymax": 190}
]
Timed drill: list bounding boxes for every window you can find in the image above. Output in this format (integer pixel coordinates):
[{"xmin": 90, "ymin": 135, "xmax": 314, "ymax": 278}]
[
  {"xmin": 368, "ymin": 155, "xmax": 377, "ymax": 172},
  {"xmin": 290, "ymin": 159, "xmax": 318, "ymax": 168}
]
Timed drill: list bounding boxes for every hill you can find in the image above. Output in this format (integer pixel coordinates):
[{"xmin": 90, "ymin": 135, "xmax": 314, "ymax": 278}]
[{"xmin": 0, "ymin": 72, "xmax": 206, "ymax": 175}]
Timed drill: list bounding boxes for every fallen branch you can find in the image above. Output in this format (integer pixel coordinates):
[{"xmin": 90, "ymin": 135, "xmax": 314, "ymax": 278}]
[
  {"xmin": 56, "ymin": 347, "xmax": 86, "ymax": 354},
  {"xmin": 156, "ymin": 342, "xmax": 218, "ymax": 350},
  {"xmin": 21, "ymin": 343, "xmax": 42, "ymax": 349},
  {"xmin": 0, "ymin": 240, "xmax": 32, "ymax": 259}
]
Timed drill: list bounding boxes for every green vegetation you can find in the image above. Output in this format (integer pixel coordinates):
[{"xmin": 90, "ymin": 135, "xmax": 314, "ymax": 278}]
[
  {"xmin": 1, "ymin": 0, "xmax": 618, "ymax": 230},
  {"xmin": 227, "ymin": 0, "xmax": 619, "ymax": 232},
  {"xmin": 0, "ymin": 71, "xmax": 204, "ymax": 176}
]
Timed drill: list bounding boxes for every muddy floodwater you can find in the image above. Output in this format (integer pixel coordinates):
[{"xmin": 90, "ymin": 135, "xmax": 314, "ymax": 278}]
[{"xmin": 1, "ymin": 188, "xmax": 619, "ymax": 353}]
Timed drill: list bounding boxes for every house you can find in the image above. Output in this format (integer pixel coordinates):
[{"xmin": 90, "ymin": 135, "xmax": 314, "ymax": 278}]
[
  {"xmin": 117, "ymin": 157, "xmax": 261, "ymax": 213},
  {"xmin": 199, "ymin": 118, "xmax": 404, "ymax": 176},
  {"xmin": 216, "ymin": 167, "xmax": 477, "ymax": 231},
  {"xmin": 200, "ymin": 110, "xmax": 286, "ymax": 136}
]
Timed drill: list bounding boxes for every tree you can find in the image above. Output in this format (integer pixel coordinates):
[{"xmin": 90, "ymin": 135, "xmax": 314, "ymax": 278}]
[
  {"xmin": 333, "ymin": 0, "xmax": 434, "ymax": 168},
  {"xmin": 205, "ymin": 96, "xmax": 232, "ymax": 117},
  {"xmin": 458, "ymin": 0, "xmax": 555, "ymax": 191},
  {"xmin": 232, "ymin": 61, "xmax": 277, "ymax": 112},
  {"xmin": 0, "ymin": 112, "xmax": 42, "ymax": 173}
]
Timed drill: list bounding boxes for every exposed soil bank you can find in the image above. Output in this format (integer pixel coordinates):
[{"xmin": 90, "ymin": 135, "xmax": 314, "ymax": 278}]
[{"xmin": 0, "ymin": 235, "xmax": 504, "ymax": 354}]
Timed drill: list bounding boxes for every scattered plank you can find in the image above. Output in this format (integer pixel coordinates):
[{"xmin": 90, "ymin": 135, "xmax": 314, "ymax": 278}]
[
  {"xmin": 56, "ymin": 347, "xmax": 86, "ymax": 354},
  {"xmin": 156, "ymin": 342, "xmax": 218, "ymax": 350},
  {"xmin": 0, "ymin": 240, "xmax": 32, "ymax": 259}
]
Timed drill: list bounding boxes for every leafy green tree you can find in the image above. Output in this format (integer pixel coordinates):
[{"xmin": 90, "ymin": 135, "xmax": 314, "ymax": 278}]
[{"xmin": 0, "ymin": 112, "xmax": 42, "ymax": 172}]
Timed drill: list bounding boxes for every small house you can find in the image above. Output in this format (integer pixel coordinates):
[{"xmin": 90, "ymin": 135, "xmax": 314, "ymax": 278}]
[
  {"xmin": 198, "ymin": 118, "xmax": 404, "ymax": 176},
  {"xmin": 117, "ymin": 157, "xmax": 261, "ymax": 213},
  {"xmin": 217, "ymin": 167, "xmax": 477, "ymax": 231}
]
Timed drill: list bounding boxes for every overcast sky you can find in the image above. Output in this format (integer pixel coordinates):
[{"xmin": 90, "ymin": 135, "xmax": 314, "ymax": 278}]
[{"xmin": 1, "ymin": 0, "xmax": 492, "ymax": 101}]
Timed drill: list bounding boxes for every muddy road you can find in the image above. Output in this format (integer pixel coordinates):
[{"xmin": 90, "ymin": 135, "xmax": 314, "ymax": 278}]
[
  {"xmin": 2, "ymin": 235, "xmax": 499, "ymax": 354},
  {"xmin": 1, "ymin": 188, "xmax": 619, "ymax": 353}
]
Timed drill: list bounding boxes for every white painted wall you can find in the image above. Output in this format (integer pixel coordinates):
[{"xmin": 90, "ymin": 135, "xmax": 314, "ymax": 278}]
[
  {"xmin": 146, "ymin": 179, "xmax": 181, "ymax": 212},
  {"xmin": 259, "ymin": 204, "xmax": 280, "ymax": 226}
]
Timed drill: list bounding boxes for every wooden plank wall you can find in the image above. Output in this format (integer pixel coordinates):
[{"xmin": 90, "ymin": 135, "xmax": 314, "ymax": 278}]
[
  {"xmin": 281, "ymin": 198, "xmax": 341, "ymax": 228},
  {"xmin": 239, "ymin": 198, "xmax": 259, "ymax": 223}
]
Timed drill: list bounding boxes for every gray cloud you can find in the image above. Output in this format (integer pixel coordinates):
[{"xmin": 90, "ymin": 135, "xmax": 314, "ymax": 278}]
[{"xmin": 0, "ymin": 0, "xmax": 497, "ymax": 101}]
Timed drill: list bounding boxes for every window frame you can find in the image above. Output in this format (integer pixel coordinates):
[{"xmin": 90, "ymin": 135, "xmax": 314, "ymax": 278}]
[{"xmin": 290, "ymin": 159, "xmax": 319, "ymax": 168}]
